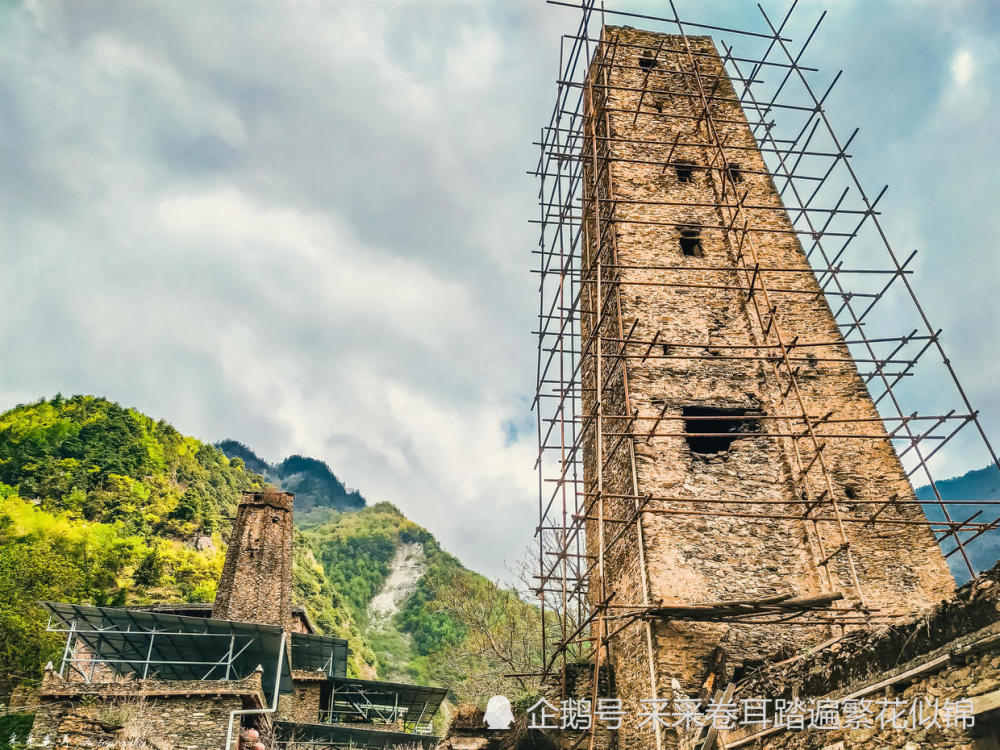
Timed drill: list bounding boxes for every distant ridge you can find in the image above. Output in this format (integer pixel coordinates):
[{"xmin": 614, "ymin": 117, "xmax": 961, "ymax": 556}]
[
  {"xmin": 916, "ymin": 464, "xmax": 1000, "ymax": 582},
  {"xmin": 215, "ymin": 440, "xmax": 366, "ymax": 512}
]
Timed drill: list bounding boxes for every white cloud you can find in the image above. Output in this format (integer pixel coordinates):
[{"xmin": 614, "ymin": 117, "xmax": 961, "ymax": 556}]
[
  {"xmin": 1, "ymin": 0, "xmax": 999, "ymax": 579},
  {"xmin": 951, "ymin": 49, "xmax": 975, "ymax": 86}
]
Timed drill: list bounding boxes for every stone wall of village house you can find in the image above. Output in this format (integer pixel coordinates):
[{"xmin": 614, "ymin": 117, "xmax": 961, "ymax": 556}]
[
  {"xmin": 719, "ymin": 568, "xmax": 1000, "ymax": 750},
  {"xmin": 26, "ymin": 672, "xmax": 265, "ymax": 749},
  {"xmin": 727, "ymin": 646, "xmax": 1000, "ymax": 750},
  {"xmin": 276, "ymin": 672, "xmax": 324, "ymax": 724},
  {"xmin": 579, "ymin": 25, "xmax": 956, "ymax": 750},
  {"xmin": 28, "ymin": 695, "xmax": 244, "ymax": 750}
]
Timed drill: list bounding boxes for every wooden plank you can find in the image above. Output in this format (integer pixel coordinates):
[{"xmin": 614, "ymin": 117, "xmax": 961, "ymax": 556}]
[
  {"xmin": 700, "ymin": 683, "xmax": 736, "ymax": 750},
  {"xmin": 972, "ymin": 688, "xmax": 1000, "ymax": 715}
]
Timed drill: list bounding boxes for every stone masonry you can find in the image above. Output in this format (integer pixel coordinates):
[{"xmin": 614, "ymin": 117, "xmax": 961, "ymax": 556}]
[
  {"xmin": 212, "ymin": 490, "xmax": 295, "ymax": 634},
  {"xmin": 724, "ymin": 561, "xmax": 1000, "ymax": 749},
  {"xmin": 27, "ymin": 671, "xmax": 265, "ymax": 749},
  {"xmin": 276, "ymin": 670, "xmax": 325, "ymax": 724},
  {"xmin": 579, "ymin": 26, "xmax": 956, "ymax": 748}
]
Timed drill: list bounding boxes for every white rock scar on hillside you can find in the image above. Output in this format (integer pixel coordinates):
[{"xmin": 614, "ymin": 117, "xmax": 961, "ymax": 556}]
[{"xmin": 368, "ymin": 542, "xmax": 427, "ymax": 621}]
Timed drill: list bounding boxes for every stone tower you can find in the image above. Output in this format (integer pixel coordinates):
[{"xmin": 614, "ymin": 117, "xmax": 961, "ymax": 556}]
[
  {"xmin": 579, "ymin": 27, "xmax": 955, "ymax": 745},
  {"xmin": 212, "ymin": 490, "xmax": 295, "ymax": 633}
]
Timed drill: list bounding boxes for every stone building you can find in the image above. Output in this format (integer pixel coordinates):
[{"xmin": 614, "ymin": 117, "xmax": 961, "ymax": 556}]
[
  {"xmin": 25, "ymin": 491, "xmax": 446, "ymax": 749},
  {"xmin": 212, "ymin": 490, "xmax": 296, "ymax": 634},
  {"xmin": 722, "ymin": 562, "xmax": 1000, "ymax": 749},
  {"xmin": 563, "ymin": 24, "xmax": 998, "ymax": 750}
]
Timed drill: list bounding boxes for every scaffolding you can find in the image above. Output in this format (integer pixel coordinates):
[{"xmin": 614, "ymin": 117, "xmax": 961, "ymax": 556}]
[{"xmin": 531, "ymin": 1, "xmax": 1000, "ymax": 746}]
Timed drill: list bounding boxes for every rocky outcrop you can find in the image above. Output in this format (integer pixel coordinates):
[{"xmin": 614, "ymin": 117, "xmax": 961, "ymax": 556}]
[{"xmin": 368, "ymin": 542, "xmax": 427, "ymax": 622}]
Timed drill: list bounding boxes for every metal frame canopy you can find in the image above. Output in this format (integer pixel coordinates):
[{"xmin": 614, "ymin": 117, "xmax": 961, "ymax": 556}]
[
  {"xmin": 273, "ymin": 721, "xmax": 439, "ymax": 750},
  {"xmin": 43, "ymin": 601, "xmax": 293, "ymax": 701},
  {"xmin": 324, "ymin": 677, "xmax": 446, "ymax": 735},
  {"xmin": 291, "ymin": 632, "xmax": 348, "ymax": 679}
]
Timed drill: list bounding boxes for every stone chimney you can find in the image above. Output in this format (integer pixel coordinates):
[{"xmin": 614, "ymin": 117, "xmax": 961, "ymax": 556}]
[{"xmin": 212, "ymin": 490, "xmax": 294, "ymax": 632}]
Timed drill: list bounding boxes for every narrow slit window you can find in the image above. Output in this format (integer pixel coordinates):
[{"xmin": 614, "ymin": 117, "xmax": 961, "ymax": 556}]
[
  {"xmin": 675, "ymin": 161, "xmax": 695, "ymax": 183},
  {"xmin": 679, "ymin": 226, "xmax": 703, "ymax": 257},
  {"xmin": 683, "ymin": 406, "xmax": 760, "ymax": 455},
  {"xmin": 727, "ymin": 163, "xmax": 743, "ymax": 183}
]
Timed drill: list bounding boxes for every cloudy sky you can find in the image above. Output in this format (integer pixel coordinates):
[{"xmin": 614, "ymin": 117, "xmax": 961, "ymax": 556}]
[{"xmin": 1, "ymin": 1, "xmax": 998, "ymax": 579}]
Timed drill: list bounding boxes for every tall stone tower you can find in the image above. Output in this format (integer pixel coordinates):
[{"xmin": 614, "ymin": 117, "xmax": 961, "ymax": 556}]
[
  {"xmin": 579, "ymin": 27, "xmax": 955, "ymax": 745},
  {"xmin": 212, "ymin": 490, "xmax": 295, "ymax": 633}
]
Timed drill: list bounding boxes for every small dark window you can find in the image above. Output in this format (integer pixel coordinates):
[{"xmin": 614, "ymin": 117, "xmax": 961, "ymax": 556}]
[
  {"xmin": 679, "ymin": 226, "xmax": 703, "ymax": 257},
  {"xmin": 675, "ymin": 161, "xmax": 695, "ymax": 183},
  {"xmin": 726, "ymin": 163, "xmax": 743, "ymax": 183},
  {"xmin": 683, "ymin": 406, "xmax": 760, "ymax": 455},
  {"xmin": 638, "ymin": 54, "xmax": 657, "ymax": 70}
]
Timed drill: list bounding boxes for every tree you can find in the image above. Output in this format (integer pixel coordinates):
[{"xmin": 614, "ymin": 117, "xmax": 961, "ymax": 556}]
[{"xmin": 429, "ymin": 569, "xmax": 549, "ymax": 706}]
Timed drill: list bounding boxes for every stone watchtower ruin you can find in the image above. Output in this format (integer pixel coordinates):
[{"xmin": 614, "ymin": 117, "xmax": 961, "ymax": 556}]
[
  {"xmin": 544, "ymin": 26, "xmax": 959, "ymax": 748},
  {"xmin": 213, "ymin": 489, "xmax": 296, "ymax": 634}
]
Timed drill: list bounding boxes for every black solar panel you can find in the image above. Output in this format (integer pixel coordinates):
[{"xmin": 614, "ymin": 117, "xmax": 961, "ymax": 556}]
[
  {"xmin": 290, "ymin": 632, "xmax": 349, "ymax": 678},
  {"xmin": 42, "ymin": 601, "xmax": 294, "ymax": 701}
]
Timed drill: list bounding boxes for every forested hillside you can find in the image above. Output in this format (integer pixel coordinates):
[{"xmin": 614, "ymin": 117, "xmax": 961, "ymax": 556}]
[
  {"xmin": 0, "ymin": 396, "xmax": 371, "ymax": 700},
  {"xmin": 0, "ymin": 394, "xmax": 253, "ymax": 536},
  {"xmin": 0, "ymin": 395, "xmax": 546, "ymax": 718},
  {"xmin": 299, "ymin": 503, "xmax": 469, "ymax": 684}
]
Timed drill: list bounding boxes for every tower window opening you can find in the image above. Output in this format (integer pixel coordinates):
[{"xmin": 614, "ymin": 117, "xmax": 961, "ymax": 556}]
[
  {"xmin": 683, "ymin": 406, "xmax": 760, "ymax": 455},
  {"xmin": 675, "ymin": 161, "xmax": 695, "ymax": 183},
  {"xmin": 727, "ymin": 163, "xmax": 744, "ymax": 183},
  {"xmin": 638, "ymin": 54, "xmax": 657, "ymax": 70},
  {"xmin": 679, "ymin": 226, "xmax": 703, "ymax": 257}
]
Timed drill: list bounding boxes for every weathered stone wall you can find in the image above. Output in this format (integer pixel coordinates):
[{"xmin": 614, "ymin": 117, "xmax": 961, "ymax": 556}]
[
  {"xmin": 723, "ymin": 564, "xmax": 1000, "ymax": 748},
  {"xmin": 276, "ymin": 671, "xmax": 323, "ymax": 724},
  {"xmin": 213, "ymin": 491, "xmax": 295, "ymax": 633},
  {"xmin": 291, "ymin": 610, "xmax": 312, "ymax": 634},
  {"xmin": 736, "ymin": 648, "xmax": 999, "ymax": 750},
  {"xmin": 580, "ymin": 25, "xmax": 956, "ymax": 749},
  {"xmin": 27, "ymin": 672, "xmax": 265, "ymax": 749},
  {"xmin": 28, "ymin": 695, "xmax": 243, "ymax": 749}
]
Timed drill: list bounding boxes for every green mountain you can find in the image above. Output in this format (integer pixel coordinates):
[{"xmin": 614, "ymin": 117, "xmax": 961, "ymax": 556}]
[
  {"xmin": 0, "ymin": 395, "xmax": 372, "ymax": 699},
  {"xmin": 298, "ymin": 502, "xmax": 470, "ymax": 685},
  {"xmin": 0, "ymin": 395, "xmax": 537, "ymax": 718},
  {"xmin": 215, "ymin": 440, "xmax": 366, "ymax": 513},
  {"xmin": 916, "ymin": 464, "xmax": 1000, "ymax": 583}
]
